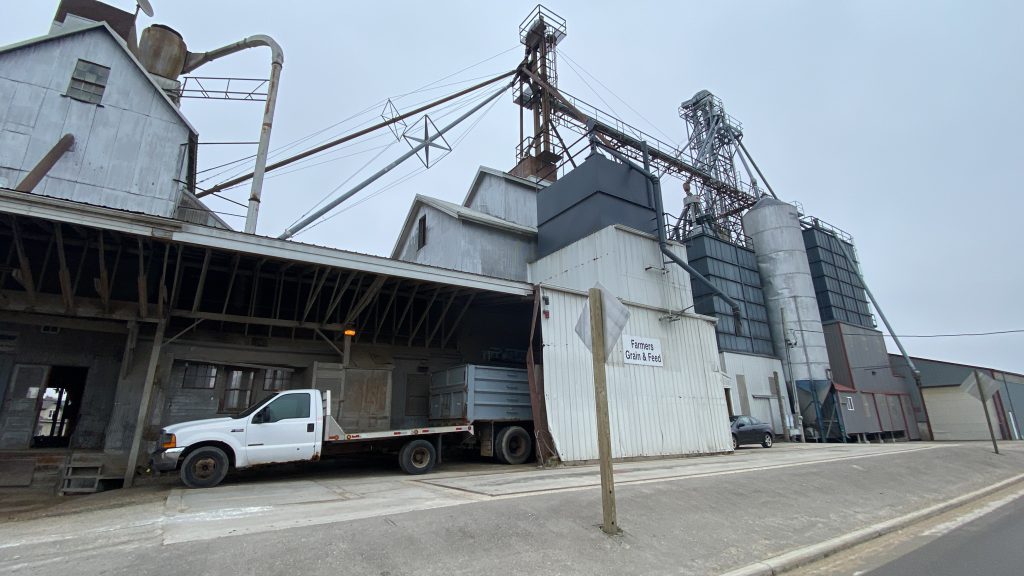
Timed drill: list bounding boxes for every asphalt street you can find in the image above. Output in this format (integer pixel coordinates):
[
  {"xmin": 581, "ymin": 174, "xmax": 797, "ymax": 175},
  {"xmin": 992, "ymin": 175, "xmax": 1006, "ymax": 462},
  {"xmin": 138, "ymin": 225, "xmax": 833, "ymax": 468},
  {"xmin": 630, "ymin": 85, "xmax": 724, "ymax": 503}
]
[{"xmin": 865, "ymin": 491, "xmax": 1024, "ymax": 576}]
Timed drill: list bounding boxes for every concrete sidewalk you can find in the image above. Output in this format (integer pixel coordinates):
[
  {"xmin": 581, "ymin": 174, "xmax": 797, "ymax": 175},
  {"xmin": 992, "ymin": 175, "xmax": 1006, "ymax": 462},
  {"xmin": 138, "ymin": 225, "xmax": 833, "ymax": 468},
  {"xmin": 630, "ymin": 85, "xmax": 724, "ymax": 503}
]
[{"xmin": 1, "ymin": 441, "xmax": 1021, "ymax": 575}]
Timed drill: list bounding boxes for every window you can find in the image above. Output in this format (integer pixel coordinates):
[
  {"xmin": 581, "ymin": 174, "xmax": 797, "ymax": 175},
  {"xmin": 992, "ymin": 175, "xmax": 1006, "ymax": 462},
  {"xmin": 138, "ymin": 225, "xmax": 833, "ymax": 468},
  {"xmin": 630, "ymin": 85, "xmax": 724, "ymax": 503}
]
[
  {"xmin": 416, "ymin": 215, "xmax": 427, "ymax": 249},
  {"xmin": 66, "ymin": 60, "xmax": 110, "ymax": 104},
  {"xmin": 221, "ymin": 368, "xmax": 254, "ymax": 412},
  {"xmin": 262, "ymin": 368, "xmax": 292, "ymax": 391},
  {"xmin": 181, "ymin": 363, "xmax": 218, "ymax": 389},
  {"xmin": 260, "ymin": 393, "xmax": 311, "ymax": 423},
  {"xmin": 845, "ymin": 396, "xmax": 856, "ymax": 411}
]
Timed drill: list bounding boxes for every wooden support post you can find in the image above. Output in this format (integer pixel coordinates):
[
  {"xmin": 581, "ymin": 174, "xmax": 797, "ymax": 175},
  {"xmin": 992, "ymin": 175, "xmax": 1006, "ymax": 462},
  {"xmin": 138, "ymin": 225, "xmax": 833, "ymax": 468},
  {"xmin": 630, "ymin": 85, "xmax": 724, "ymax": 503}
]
[
  {"xmin": 124, "ymin": 320, "xmax": 166, "ymax": 488},
  {"xmin": 54, "ymin": 224, "xmax": 74, "ymax": 311},
  {"xmin": 136, "ymin": 239, "xmax": 149, "ymax": 319},
  {"xmin": 10, "ymin": 217, "xmax": 36, "ymax": 304},
  {"xmin": 974, "ymin": 370, "xmax": 1000, "ymax": 455},
  {"xmin": 588, "ymin": 287, "xmax": 617, "ymax": 535}
]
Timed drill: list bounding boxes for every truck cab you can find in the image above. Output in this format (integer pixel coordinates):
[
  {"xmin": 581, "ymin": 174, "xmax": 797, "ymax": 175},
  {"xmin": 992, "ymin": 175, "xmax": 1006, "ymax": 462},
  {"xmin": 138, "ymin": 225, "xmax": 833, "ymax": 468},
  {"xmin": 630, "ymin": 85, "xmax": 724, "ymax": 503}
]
[{"xmin": 151, "ymin": 390, "xmax": 323, "ymax": 488}]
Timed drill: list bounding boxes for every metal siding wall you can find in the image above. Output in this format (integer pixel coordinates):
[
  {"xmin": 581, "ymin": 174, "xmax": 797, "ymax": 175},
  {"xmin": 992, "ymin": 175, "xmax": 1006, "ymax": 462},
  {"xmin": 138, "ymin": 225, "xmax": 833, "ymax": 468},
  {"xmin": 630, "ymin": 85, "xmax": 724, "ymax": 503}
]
[
  {"xmin": 720, "ymin": 352, "xmax": 788, "ymax": 433},
  {"xmin": 395, "ymin": 205, "xmax": 467, "ymax": 272},
  {"xmin": 540, "ymin": 286, "xmax": 731, "ymax": 462},
  {"xmin": 0, "ymin": 29, "xmax": 188, "ymax": 217},
  {"xmin": 530, "ymin": 226, "xmax": 693, "ymax": 311},
  {"xmin": 467, "ymin": 172, "xmax": 538, "ymax": 227}
]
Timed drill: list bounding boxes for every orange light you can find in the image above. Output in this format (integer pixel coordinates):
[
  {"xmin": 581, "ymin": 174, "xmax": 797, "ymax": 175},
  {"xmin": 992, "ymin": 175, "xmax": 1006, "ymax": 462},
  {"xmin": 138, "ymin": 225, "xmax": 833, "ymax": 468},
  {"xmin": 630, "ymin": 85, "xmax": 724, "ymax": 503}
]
[
  {"xmin": 161, "ymin": 434, "xmax": 176, "ymax": 449},
  {"xmin": 343, "ymin": 329, "xmax": 356, "ymax": 337}
]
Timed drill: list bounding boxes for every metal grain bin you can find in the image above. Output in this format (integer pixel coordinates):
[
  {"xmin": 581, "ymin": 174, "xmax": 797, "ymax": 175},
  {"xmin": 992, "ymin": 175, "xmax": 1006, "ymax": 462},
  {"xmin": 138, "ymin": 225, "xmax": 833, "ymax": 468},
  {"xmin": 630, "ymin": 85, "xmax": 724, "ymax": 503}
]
[{"xmin": 429, "ymin": 365, "xmax": 531, "ymax": 423}]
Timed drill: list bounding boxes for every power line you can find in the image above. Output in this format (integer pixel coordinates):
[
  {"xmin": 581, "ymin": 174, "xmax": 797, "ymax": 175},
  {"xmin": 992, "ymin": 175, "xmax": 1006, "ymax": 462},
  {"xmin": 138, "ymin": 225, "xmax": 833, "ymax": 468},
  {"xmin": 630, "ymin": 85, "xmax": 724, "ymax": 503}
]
[
  {"xmin": 561, "ymin": 50, "xmax": 682, "ymax": 147},
  {"xmin": 194, "ymin": 47, "xmax": 519, "ymax": 187},
  {"xmin": 882, "ymin": 329, "xmax": 1024, "ymax": 339}
]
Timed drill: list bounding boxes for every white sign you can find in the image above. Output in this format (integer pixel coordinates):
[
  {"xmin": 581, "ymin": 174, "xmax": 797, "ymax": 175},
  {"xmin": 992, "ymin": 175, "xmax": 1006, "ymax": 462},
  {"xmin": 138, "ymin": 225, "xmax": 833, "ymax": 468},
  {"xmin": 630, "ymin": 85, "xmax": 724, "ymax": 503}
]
[
  {"xmin": 575, "ymin": 283, "xmax": 631, "ymax": 358},
  {"xmin": 960, "ymin": 370, "xmax": 1001, "ymax": 401},
  {"xmin": 622, "ymin": 334, "xmax": 663, "ymax": 367}
]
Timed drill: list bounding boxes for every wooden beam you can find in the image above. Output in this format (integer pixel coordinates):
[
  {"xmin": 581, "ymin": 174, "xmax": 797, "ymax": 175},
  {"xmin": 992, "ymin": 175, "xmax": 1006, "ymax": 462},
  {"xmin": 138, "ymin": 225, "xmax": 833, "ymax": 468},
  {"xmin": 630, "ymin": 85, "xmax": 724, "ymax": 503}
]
[
  {"xmin": 372, "ymin": 280, "xmax": 401, "ymax": 344},
  {"xmin": 156, "ymin": 243, "xmax": 170, "ymax": 319},
  {"xmin": 441, "ymin": 293, "xmax": 475, "ymax": 348},
  {"xmin": 424, "ymin": 289, "xmax": 459, "ymax": 348},
  {"xmin": 124, "ymin": 320, "xmax": 166, "ymax": 488},
  {"xmin": 94, "ymin": 231, "xmax": 111, "ymax": 312},
  {"xmin": 408, "ymin": 285, "xmax": 440, "ymax": 346},
  {"xmin": 220, "ymin": 253, "xmax": 241, "ymax": 315},
  {"xmin": 171, "ymin": 308, "xmax": 346, "ymax": 332},
  {"xmin": 391, "ymin": 283, "xmax": 419, "ymax": 344},
  {"xmin": 9, "ymin": 217, "xmax": 36, "ymax": 304},
  {"xmin": 54, "ymin": 223, "xmax": 74, "ymax": 312},
  {"xmin": 321, "ymin": 270, "xmax": 355, "ymax": 326},
  {"xmin": 191, "ymin": 248, "xmax": 211, "ymax": 313},
  {"xmin": 301, "ymin": 266, "xmax": 330, "ymax": 323},
  {"xmin": 344, "ymin": 275, "xmax": 387, "ymax": 327},
  {"xmin": 136, "ymin": 238, "xmax": 149, "ymax": 318}
]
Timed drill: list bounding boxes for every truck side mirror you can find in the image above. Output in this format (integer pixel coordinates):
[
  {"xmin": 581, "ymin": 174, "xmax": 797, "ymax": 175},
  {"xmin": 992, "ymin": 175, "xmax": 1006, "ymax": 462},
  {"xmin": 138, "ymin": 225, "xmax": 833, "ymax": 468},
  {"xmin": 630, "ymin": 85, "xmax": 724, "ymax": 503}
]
[{"xmin": 252, "ymin": 411, "xmax": 264, "ymax": 424}]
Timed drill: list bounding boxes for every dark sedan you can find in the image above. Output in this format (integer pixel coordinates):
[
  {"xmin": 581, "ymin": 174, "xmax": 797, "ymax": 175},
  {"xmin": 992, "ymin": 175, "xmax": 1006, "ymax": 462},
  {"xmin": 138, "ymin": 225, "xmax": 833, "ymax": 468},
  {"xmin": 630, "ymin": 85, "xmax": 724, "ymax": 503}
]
[{"xmin": 730, "ymin": 415, "xmax": 774, "ymax": 449}]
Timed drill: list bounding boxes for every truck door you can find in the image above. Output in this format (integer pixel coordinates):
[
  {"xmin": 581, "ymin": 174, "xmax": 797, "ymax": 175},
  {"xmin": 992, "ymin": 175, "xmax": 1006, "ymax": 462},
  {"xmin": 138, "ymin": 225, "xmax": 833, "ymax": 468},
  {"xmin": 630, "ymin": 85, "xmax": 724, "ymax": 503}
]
[{"xmin": 246, "ymin": 391, "xmax": 317, "ymax": 465}]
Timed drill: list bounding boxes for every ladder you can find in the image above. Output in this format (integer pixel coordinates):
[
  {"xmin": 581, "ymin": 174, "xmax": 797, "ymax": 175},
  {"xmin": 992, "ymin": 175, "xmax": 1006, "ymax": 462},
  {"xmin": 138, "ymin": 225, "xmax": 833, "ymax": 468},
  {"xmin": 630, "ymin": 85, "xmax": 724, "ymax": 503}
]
[{"xmin": 59, "ymin": 453, "xmax": 104, "ymax": 495}]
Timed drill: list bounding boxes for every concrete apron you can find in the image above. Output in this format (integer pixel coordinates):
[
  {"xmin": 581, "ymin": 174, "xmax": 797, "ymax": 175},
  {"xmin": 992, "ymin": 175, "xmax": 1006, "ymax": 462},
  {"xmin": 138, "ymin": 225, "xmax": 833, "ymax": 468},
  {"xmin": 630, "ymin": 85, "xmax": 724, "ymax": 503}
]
[{"xmin": 162, "ymin": 443, "xmax": 939, "ymax": 544}]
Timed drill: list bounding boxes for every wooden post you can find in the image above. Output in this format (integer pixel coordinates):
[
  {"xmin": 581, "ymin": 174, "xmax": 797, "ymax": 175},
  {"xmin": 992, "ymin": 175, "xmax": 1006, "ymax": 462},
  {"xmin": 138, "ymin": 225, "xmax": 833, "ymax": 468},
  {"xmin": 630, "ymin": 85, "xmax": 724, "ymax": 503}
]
[
  {"xmin": 772, "ymin": 372, "xmax": 791, "ymax": 442},
  {"xmin": 124, "ymin": 321, "xmax": 166, "ymax": 487},
  {"xmin": 588, "ymin": 288, "xmax": 618, "ymax": 535},
  {"xmin": 974, "ymin": 370, "xmax": 1000, "ymax": 455}
]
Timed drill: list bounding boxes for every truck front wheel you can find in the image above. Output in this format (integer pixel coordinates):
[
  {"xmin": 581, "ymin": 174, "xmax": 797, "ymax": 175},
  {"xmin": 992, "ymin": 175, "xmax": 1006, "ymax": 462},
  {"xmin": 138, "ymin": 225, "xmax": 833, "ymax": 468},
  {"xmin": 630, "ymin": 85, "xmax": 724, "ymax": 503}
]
[
  {"xmin": 181, "ymin": 446, "xmax": 229, "ymax": 488},
  {"xmin": 399, "ymin": 439, "xmax": 437, "ymax": 475},
  {"xmin": 495, "ymin": 426, "xmax": 532, "ymax": 465}
]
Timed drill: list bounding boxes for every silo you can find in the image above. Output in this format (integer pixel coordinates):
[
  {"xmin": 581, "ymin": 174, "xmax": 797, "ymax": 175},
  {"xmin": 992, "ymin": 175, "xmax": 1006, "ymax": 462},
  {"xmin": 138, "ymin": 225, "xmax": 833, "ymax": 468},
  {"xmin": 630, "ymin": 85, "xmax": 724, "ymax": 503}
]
[{"xmin": 742, "ymin": 198, "xmax": 831, "ymax": 386}]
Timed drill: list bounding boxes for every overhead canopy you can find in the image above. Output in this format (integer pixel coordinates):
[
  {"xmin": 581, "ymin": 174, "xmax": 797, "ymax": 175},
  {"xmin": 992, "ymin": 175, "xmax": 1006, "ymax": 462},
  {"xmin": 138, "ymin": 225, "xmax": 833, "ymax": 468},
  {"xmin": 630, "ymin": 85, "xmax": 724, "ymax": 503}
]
[{"xmin": 0, "ymin": 188, "xmax": 532, "ymax": 346}]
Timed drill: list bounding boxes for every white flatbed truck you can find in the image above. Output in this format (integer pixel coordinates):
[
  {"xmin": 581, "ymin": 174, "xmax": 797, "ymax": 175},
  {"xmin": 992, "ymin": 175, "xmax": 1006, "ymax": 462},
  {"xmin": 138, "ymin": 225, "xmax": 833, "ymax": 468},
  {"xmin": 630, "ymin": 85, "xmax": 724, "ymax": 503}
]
[{"xmin": 151, "ymin": 365, "xmax": 533, "ymax": 488}]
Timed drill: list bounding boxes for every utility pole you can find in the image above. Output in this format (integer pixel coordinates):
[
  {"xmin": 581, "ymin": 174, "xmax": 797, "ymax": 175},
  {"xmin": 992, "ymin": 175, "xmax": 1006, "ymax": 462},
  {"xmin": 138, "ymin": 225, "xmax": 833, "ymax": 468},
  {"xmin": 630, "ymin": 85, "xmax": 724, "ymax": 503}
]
[
  {"xmin": 974, "ymin": 370, "xmax": 1000, "ymax": 455},
  {"xmin": 588, "ymin": 287, "xmax": 618, "ymax": 535}
]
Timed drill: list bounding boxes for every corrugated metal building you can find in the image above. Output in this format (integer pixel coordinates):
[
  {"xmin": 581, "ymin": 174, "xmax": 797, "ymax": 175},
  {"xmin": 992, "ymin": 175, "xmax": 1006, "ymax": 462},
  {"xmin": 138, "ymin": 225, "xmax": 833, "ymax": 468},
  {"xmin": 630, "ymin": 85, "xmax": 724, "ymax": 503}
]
[
  {"xmin": 530, "ymin": 225, "xmax": 732, "ymax": 460},
  {"xmin": 889, "ymin": 355, "xmax": 1022, "ymax": 441},
  {"xmin": 0, "ymin": 23, "xmax": 198, "ymax": 219}
]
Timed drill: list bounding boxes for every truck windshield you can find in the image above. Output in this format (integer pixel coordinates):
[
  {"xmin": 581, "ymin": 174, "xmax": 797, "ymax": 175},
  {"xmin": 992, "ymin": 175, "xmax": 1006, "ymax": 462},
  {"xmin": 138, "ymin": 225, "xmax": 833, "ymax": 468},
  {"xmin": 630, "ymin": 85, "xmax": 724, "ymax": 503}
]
[{"xmin": 231, "ymin": 393, "xmax": 278, "ymax": 419}]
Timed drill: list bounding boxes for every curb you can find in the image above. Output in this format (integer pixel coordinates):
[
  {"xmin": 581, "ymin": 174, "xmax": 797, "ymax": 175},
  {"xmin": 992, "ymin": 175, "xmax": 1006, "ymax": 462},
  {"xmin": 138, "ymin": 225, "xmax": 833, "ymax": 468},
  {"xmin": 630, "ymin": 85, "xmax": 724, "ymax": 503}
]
[{"xmin": 719, "ymin": 472, "xmax": 1024, "ymax": 576}]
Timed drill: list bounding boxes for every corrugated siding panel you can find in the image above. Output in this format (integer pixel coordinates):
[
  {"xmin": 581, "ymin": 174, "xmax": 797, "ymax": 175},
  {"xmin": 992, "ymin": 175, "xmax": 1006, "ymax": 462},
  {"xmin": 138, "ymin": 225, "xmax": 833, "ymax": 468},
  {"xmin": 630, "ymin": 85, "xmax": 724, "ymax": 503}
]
[
  {"xmin": 0, "ymin": 29, "xmax": 189, "ymax": 217},
  {"xmin": 530, "ymin": 226, "xmax": 693, "ymax": 311},
  {"xmin": 922, "ymin": 387, "xmax": 999, "ymax": 441},
  {"xmin": 540, "ymin": 286, "xmax": 731, "ymax": 462}
]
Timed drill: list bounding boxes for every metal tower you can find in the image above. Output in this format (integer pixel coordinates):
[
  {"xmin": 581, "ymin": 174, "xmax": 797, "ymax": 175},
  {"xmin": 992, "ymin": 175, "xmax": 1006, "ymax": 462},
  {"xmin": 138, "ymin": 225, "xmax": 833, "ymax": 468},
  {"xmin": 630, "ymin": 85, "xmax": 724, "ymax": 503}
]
[
  {"xmin": 511, "ymin": 5, "xmax": 566, "ymax": 181},
  {"xmin": 676, "ymin": 90, "xmax": 766, "ymax": 245}
]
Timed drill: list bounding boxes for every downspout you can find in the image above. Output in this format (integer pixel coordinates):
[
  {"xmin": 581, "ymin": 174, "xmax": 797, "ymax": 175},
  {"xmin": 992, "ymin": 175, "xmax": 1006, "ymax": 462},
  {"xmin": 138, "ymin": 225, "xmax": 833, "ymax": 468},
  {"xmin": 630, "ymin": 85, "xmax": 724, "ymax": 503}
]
[
  {"xmin": 836, "ymin": 241, "xmax": 933, "ymax": 439},
  {"xmin": 589, "ymin": 137, "xmax": 744, "ymax": 335},
  {"xmin": 182, "ymin": 36, "xmax": 284, "ymax": 234}
]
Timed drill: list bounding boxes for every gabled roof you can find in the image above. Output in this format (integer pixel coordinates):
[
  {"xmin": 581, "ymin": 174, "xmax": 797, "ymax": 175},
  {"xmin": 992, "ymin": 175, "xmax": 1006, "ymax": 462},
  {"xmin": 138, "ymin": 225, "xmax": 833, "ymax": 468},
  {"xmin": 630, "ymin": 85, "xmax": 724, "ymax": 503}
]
[
  {"xmin": 460, "ymin": 165, "xmax": 546, "ymax": 208},
  {"xmin": 0, "ymin": 22, "xmax": 198, "ymax": 135},
  {"xmin": 390, "ymin": 193, "xmax": 537, "ymax": 259}
]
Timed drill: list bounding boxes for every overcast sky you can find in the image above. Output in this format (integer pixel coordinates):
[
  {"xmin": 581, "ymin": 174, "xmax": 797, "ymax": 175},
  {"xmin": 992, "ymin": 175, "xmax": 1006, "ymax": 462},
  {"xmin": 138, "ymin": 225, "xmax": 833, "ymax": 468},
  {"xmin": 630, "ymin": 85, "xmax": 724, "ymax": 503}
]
[{"xmin": 4, "ymin": 1, "xmax": 1023, "ymax": 373}]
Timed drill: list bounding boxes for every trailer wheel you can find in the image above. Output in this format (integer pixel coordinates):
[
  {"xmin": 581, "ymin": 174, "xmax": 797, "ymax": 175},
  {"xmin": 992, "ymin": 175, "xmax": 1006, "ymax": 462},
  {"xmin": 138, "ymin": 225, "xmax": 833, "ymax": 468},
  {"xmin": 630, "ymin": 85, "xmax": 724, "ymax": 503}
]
[
  {"xmin": 181, "ymin": 446, "xmax": 229, "ymax": 488},
  {"xmin": 495, "ymin": 426, "xmax": 532, "ymax": 465},
  {"xmin": 399, "ymin": 439, "xmax": 437, "ymax": 475}
]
